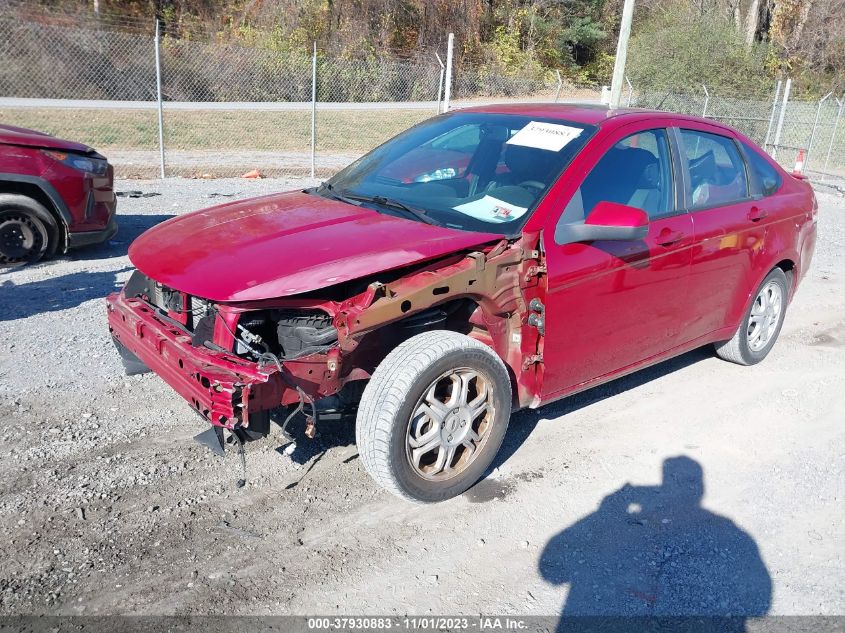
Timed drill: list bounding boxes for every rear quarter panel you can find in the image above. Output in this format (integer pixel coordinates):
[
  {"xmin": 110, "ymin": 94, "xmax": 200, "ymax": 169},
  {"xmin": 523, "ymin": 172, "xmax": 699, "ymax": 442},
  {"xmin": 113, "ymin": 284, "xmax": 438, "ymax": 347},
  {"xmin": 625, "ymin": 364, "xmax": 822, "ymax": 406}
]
[{"xmin": 723, "ymin": 139, "xmax": 816, "ymax": 330}]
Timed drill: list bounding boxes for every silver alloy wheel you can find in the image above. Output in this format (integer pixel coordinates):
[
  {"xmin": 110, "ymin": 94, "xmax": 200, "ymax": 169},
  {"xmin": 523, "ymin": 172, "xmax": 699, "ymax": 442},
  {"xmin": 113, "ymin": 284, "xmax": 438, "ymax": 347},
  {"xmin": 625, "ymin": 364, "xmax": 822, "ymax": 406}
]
[
  {"xmin": 405, "ymin": 367, "xmax": 494, "ymax": 481},
  {"xmin": 747, "ymin": 280, "xmax": 783, "ymax": 352}
]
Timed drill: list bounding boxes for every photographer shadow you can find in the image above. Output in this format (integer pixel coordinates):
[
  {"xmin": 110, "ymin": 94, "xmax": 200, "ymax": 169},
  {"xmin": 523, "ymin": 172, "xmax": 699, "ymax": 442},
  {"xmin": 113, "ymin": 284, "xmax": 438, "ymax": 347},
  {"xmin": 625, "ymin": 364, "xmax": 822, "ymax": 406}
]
[{"xmin": 539, "ymin": 456, "xmax": 771, "ymax": 632}]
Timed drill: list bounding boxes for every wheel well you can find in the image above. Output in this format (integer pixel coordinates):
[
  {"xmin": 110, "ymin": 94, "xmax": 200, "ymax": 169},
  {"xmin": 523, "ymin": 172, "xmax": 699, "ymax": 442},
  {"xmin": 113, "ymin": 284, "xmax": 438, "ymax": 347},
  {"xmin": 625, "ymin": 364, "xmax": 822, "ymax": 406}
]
[
  {"xmin": 774, "ymin": 259, "xmax": 795, "ymax": 295},
  {"xmin": 352, "ymin": 297, "xmax": 482, "ymax": 374},
  {"xmin": 382, "ymin": 297, "xmax": 480, "ymax": 340},
  {"xmin": 342, "ymin": 297, "xmax": 524, "ymax": 409},
  {"xmin": 0, "ymin": 180, "xmax": 66, "ymax": 250}
]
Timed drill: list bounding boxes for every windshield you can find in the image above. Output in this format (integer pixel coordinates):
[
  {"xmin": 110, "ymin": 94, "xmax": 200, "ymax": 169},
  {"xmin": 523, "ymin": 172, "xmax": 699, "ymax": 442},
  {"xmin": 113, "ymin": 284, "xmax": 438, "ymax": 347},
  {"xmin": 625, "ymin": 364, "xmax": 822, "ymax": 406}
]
[{"xmin": 315, "ymin": 112, "xmax": 596, "ymax": 235}]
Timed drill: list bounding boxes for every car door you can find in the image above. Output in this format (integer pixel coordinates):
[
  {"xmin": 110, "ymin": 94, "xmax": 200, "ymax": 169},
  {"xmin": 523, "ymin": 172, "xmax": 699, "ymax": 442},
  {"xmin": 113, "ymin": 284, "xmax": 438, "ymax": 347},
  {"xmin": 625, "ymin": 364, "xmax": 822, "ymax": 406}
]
[
  {"xmin": 539, "ymin": 125, "xmax": 694, "ymax": 400},
  {"xmin": 674, "ymin": 126, "xmax": 768, "ymax": 340}
]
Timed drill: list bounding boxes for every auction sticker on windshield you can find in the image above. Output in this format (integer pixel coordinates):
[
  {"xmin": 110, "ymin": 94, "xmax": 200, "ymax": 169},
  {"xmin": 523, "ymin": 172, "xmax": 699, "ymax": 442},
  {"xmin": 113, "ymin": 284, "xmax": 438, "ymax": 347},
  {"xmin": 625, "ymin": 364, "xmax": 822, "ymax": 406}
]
[
  {"xmin": 506, "ymin": 121, "xmax": 583, "ymax": 152},
  {"xmin": 453, "ymin": 195, "xmax": 529, "ymax": 223}
]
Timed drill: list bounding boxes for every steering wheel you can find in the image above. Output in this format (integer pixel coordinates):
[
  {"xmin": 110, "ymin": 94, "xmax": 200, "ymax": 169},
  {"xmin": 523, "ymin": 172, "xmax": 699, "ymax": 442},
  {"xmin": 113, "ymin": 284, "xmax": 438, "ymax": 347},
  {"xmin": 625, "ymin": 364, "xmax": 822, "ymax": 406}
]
[{"xmin": 518, "ymin": 180, "xmax": 545, "ymax": 192}]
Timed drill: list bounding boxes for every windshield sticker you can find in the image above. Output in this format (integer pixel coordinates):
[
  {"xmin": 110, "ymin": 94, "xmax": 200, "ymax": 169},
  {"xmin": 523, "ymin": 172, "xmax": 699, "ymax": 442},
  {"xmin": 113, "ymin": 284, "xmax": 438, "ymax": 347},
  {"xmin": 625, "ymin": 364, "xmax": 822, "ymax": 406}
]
[
  {"xmin": 452, "ymin": 196, "xmax": 529, "ymax": 223},
  {"xmin": 506, "ymin": 121, "xmax": 583, "ymax": 152}
]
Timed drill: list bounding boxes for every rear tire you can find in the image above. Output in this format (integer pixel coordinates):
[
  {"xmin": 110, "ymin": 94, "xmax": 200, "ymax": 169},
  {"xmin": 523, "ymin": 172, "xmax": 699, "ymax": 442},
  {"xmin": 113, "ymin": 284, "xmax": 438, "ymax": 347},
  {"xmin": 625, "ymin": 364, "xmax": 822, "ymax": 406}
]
[
  {"xmin": 715, "ymin": 268, "xmax": 788, "ymax": 366},
  {"xmin": 0, "ymin": 194, "xmax": 59, "ymax": 265},
  {"xmin": 356, "ymin": 330, "xmax": 511, "ymax": 503}
]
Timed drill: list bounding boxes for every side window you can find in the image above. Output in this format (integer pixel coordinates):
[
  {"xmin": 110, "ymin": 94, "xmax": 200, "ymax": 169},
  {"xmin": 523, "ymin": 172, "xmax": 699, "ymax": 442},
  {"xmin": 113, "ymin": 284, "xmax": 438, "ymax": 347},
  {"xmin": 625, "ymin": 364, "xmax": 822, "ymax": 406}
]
[
  {"xmin": 555, "ymin": 129, "xmax": 674, "ymax": 241},
  {"xmin": 742, "ymin": 142, "xmax": 782, "ymax": 197},
  {"xmin": 680, "ymin": 129, "xmax": 749, "ymax": 208}
]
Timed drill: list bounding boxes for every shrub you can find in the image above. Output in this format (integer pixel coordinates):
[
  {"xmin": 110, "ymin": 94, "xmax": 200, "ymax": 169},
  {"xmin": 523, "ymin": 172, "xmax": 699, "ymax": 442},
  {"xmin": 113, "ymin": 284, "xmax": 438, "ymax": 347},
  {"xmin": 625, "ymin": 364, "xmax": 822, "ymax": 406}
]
[{"xmin": 627, "ymin": 2, "xmax": 773, "ymax": 96}]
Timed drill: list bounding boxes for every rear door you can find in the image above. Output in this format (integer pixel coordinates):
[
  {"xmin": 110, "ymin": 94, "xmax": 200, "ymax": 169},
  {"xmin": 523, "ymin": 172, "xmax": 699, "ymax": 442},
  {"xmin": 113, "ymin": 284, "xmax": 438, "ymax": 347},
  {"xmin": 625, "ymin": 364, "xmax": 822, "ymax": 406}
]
[
  {"xmin": 539, "ymin": 124, "xmax": 694, "ymax": 400},
  {"xmin": 675, "ymin": 125, "xmax": 769, "ymax": 340}
]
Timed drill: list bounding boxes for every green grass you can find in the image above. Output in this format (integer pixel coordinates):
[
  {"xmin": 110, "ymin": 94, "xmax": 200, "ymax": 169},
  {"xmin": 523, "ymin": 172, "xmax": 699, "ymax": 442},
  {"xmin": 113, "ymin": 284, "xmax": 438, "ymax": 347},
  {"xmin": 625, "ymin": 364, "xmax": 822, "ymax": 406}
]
[
  {"xmin": 0, "ymin": 106, "xmax": 434, "ymax": 153},
  {"xmin": 5, "ymin": 103, "xmax": 840, "ymax": 176},
  {"xmin": 1, "ymin": 108, "xmax": 159, "ymax": 150}
]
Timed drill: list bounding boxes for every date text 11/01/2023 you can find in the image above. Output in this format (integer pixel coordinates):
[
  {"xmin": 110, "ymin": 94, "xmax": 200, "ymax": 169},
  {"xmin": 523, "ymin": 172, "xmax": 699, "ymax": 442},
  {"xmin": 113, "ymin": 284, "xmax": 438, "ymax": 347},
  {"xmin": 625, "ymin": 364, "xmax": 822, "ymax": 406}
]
[{"xmin": 307, "ymin": 617, "xmax": 529, "ymax": 630}]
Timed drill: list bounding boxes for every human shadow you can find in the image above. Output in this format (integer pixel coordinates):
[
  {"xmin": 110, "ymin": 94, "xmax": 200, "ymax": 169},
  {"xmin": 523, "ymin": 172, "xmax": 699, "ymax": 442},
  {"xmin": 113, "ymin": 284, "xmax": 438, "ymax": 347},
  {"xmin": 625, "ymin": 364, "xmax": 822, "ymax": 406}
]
[
  {"xmin": 0, "ymin": 267, "xmax": 131, "ymax": 321},
  {"xmin": 539, "ymin": 456, "xmax": 771, "ymax": 632}
]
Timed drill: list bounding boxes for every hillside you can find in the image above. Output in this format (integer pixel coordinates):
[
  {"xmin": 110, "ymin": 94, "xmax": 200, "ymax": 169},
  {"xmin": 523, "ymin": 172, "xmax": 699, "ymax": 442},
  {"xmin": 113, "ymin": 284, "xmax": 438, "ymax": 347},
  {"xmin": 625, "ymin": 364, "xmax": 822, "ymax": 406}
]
[{"xmin": 14, "ymin": 0, "xmax": 845, "ymax": 95}]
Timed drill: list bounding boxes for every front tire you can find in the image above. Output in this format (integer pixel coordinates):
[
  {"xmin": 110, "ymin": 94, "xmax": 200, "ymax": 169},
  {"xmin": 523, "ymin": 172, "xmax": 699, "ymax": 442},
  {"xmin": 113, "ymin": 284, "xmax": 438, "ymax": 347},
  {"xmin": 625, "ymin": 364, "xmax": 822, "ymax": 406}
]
[
  {"xmin": 0, "ymin": 195, "xmax": 59, "ymax": 266},
  {"xmin": 715, "ymin": 268, "xmax": 788, "ymax": 365},
  {"xmin": 356, "ymin": 330, "xmax": 512, "ymax": 503}
]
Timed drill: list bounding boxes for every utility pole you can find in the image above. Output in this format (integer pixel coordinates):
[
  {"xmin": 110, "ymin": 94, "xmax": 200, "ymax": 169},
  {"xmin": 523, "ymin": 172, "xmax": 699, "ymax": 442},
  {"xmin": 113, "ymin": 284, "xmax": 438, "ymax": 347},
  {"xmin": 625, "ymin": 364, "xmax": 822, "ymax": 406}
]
[{"xmin": 610, "ymin": 0, "xmax": 636, "ymax": 108}]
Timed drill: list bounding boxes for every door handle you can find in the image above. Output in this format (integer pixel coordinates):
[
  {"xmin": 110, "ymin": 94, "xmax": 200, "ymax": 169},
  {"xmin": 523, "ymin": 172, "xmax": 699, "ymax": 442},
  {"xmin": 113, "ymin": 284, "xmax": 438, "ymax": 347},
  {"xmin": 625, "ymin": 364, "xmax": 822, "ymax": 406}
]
[
  {"xmin": 655, "ymin": 228, "xmax": 684, "ymax": 246},
  {"xmin": 748, "ymin": 207, "xmax": 768, "ymax": 222}
]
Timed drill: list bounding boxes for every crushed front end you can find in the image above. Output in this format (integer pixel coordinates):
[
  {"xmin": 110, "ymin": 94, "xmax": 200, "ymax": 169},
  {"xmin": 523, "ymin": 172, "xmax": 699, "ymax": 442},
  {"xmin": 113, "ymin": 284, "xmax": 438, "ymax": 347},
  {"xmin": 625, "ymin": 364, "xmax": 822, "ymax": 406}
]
[
  {"xmin": 106, "ymin": 271, "xmax": 344, "ymax": 435},
  {"xmin": 107, "ymin": 238, "xmax": 546, "ymax": 443}
]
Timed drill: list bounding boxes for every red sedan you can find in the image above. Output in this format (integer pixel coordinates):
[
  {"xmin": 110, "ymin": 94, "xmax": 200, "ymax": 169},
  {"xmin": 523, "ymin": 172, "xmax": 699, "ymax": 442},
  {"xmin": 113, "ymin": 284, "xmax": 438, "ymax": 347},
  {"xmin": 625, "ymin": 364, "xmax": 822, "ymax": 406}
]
[{"xmin": 107, "ymin": 104, "xmax": 817, "ymax": 502}]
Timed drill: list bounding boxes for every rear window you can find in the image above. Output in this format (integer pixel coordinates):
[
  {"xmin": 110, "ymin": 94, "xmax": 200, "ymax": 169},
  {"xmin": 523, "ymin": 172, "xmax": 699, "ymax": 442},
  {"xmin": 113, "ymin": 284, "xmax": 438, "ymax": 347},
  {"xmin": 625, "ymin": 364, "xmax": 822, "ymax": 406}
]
[
  {"xmin": 679, "ymin": 129, "xmax": 749, "ymax": 208},
  {"xmin": 743, "ymin": 143, "xmax": 782, "ymax": 197}
]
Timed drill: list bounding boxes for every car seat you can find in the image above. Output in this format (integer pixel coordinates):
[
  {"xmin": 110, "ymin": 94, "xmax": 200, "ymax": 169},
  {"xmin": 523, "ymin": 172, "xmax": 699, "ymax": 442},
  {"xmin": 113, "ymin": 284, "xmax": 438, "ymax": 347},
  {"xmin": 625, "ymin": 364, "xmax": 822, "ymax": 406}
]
[
  {"xmin": 580, "ymin": 146, "xmax": 660, "ymax": 217},
  {"xmin": 487, "ymin": 145, "xmax": 554, "ymax": 191}
]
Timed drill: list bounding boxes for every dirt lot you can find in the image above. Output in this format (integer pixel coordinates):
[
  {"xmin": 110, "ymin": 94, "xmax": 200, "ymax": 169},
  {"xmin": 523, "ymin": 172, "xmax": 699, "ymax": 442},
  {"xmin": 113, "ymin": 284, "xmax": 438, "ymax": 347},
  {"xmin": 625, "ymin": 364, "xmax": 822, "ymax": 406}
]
[{"xmin": 0, "ymin": 178, "xmax": 843, "ymax": 617}]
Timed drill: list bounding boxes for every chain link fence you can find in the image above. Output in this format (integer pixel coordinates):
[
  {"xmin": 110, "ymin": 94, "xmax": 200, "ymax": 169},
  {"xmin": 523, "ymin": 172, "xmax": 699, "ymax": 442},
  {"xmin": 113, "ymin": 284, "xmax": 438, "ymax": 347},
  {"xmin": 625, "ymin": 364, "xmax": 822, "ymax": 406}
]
[
  {"xmin": 0, "ymin": 9, "xmax": 447, "ymax": 179},
  {"xmin": 632, "ymin": 83, "xmax": 845, "ymax": 189},
  {"xmin": 0, "ymin": 7, "xmax": 843, "ymax": 186},
  {"xmin": 0, "ymin": 15, "xmax": 155, "ymax": 100},
  {"xmin": 0, "ymin": 8, "xmax": 612, "ymax": 179},
  {"xmin": 632, "ymin": 89, "xmax": 775, "ymax": 143}
]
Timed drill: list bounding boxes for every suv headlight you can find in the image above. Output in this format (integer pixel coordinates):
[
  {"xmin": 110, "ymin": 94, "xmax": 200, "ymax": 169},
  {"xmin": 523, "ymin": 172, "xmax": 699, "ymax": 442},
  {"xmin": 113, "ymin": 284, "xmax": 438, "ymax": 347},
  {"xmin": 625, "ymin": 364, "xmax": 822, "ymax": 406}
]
[{"xmin": 42, "ymin": 150, "xmax": 109, "ymax": 176}]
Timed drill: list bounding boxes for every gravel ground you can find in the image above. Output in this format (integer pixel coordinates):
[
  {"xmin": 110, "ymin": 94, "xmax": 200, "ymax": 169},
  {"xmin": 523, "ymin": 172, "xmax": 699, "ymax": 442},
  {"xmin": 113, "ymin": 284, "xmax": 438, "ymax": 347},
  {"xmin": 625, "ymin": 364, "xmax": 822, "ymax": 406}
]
[
  {"xmin": 106, "ymin": 151, "xmax": 361, "ymax": 179},
  {"xmin": 0, "ymin": 178, "xmax": 843, "ymax": 617}
]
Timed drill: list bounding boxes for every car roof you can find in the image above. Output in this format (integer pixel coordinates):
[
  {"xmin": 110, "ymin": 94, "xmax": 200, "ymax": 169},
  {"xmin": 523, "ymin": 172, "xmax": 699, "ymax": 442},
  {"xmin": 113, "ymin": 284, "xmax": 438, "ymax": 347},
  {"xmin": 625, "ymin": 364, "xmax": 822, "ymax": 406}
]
[{"xmin": 456, "ymin": 102, "xmax": 730, "ymax": 131}]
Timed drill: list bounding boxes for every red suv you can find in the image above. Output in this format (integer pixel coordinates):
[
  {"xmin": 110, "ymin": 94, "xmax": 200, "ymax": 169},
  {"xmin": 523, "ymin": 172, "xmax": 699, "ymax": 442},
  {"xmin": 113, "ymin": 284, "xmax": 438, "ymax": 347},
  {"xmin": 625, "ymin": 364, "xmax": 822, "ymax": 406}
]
[
  {"xmin": 107, "ymin": 105, "xmax": 817, "ymax": 502},
  {"xmin": 0, "ymin": 124, "xmax": 117, "ymax": 264}
]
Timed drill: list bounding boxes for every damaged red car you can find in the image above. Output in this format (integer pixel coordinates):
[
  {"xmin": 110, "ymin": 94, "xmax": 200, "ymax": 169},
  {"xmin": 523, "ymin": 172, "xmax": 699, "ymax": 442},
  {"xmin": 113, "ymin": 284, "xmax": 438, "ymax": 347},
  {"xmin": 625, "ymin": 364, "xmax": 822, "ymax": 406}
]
[
  {"xmin": 0, "ymin": 124, "xmax": 117, "ymax": 264},
  {"xmin": 107, "ymin": 104, "xmax": 817, "ymax": 502}
]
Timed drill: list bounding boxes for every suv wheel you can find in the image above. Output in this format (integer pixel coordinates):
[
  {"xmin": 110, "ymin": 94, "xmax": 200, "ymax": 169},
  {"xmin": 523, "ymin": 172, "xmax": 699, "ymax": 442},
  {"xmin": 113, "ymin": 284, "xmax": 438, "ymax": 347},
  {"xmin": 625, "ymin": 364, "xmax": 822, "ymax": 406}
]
[
  {"xmin": 356, "ymin": 330, "xmax": 512, "ymax": 503},
  {"xmin": 0, "ymin": 195, "xmax": 59, "ymax": 265},
  {"xmin": 715, "ymin": 267, "xmax": 788, "ymax": 365}
]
